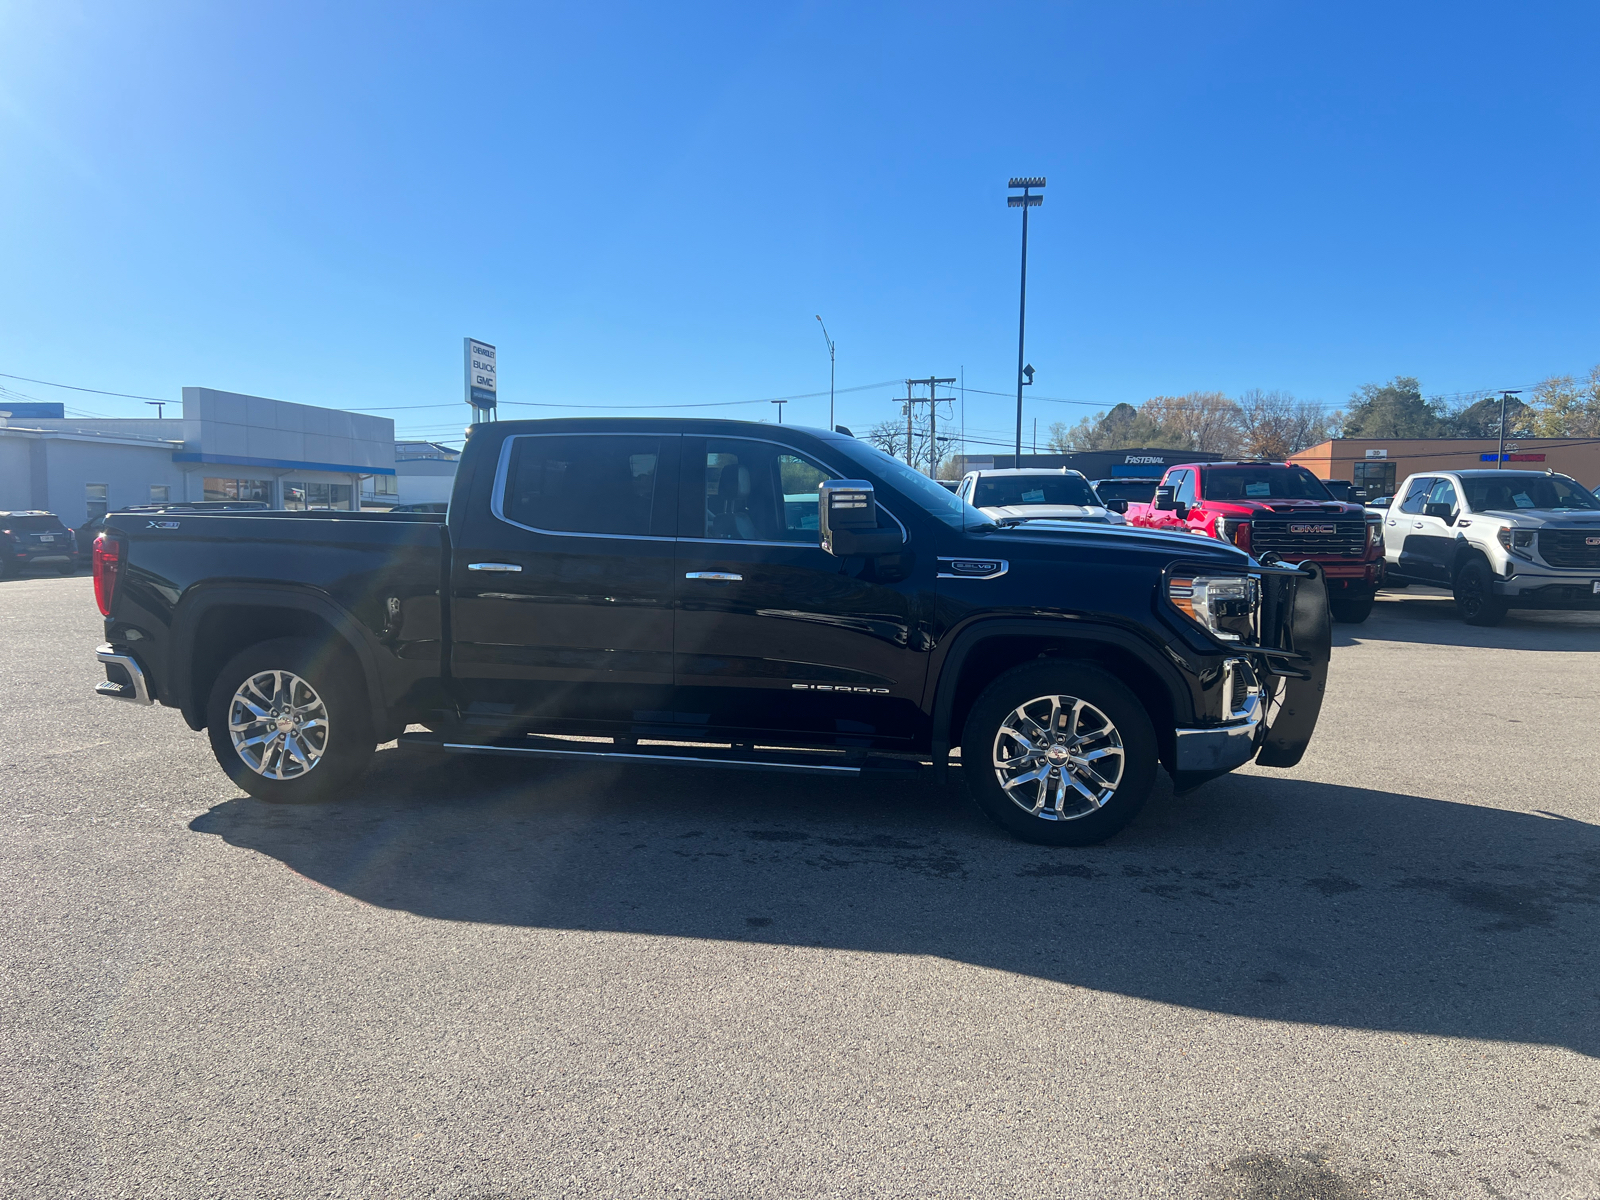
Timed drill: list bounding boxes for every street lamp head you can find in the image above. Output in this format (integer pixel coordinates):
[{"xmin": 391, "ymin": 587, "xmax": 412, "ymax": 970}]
[
  {"xmin": 1006, "ymin": 194, "xmax": 1043, "ymax": 208},
  {"xmin": 1008, "ymin": 177, "xmax": 1046, "ymax": 189}
]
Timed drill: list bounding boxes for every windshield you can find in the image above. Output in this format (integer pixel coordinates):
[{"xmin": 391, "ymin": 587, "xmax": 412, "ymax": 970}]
[
  {"xmin": 1462, "ymin": 474, "xmax": 1600, "ymax": 512},
  {"xmin": 827, "ymin": 439, "xmax": 992, "ymax": 530},
  {"xmin": 7, "ymin": 515, "xmax": 67, "ymax": 532},
  {"xmin": 973, "ymin": 474, "xmax": 1098, "ymax": 508},
  {"xmin": 1203, "ymin": 466, "xmax": 1331, "ymax": 502}
]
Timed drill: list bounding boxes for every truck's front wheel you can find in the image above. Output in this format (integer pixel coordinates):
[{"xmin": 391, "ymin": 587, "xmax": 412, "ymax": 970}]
[
  {"xmin": 205, "ymin": 637, "xmax": 376, "ymax": 803},
  {"xmin": 1329, "ymin": 588, "xmax": 1375, "ymax": 623},
  {"xmin": 960, "ymin": 661, "xmax": 1157, "ymax": 846}
]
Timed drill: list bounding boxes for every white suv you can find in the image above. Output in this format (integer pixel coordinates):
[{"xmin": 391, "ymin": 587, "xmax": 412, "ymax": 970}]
[
  {"xmin": 956, "ymin": 468, "xmax": 1127, "ymax": 526},
  {"xmin": 1378, "ymin": 469, "xmax": 1600, "ymax": 624}
]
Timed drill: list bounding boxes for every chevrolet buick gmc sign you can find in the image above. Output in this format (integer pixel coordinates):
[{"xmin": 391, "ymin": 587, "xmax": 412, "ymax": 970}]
[{"xmin": 465, "ymin": 338, "xmax": 497, "ymax": 409}]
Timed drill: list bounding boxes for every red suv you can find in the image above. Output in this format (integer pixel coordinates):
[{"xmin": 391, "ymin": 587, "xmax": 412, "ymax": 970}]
[{"xmin": 1125, "ymin": 461, "xmax": 1384, "ymax": 622}]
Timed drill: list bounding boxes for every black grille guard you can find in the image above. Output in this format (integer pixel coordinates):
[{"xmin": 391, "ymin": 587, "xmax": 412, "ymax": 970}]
[{"xmin": 1246, "ymin": 560, "xmax": 1330, "ymax": 768}]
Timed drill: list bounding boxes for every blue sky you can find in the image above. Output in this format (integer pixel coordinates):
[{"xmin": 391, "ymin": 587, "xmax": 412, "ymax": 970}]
[{"xmin": 1, "ymin": 1, "xmax": 1596, "ymax": 450}]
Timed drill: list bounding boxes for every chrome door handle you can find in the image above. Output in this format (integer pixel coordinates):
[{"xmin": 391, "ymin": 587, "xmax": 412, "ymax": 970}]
[
  {"xmin": 468, "ymin": 562, "xmax": 522, "ymax": 572},
  {"xmin": 1412, "ymin": 521, "xmax": 1424, "ymax": 529},
  {"xmin": 685, "ymin": 571, "xmax": 743, "ymax": 581}
]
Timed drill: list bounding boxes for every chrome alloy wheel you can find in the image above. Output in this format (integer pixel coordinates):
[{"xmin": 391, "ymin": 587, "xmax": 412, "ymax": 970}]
[
  {"xmin": 227, "ymin": 670, "xmax": 330, "ymax": 780},
  {"xmin": 992, "ymin": 694, "xmax": 1125, "ymax": 821}
]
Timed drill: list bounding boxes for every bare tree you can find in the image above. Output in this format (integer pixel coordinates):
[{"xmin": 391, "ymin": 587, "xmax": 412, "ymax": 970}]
[{"xmin": 1235, "ymin": 389, "xmax": 1337, "ymax": 459}]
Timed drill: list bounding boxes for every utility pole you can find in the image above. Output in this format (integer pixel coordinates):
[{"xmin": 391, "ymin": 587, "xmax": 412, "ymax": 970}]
[
  {"xmin": 144, "ymin": 400, "xmax": 168, "ymax": 419},
  {"xmin": 771, "ymin": 398, "xmax": 787, "ymax": 424},
  {"xmin": 1496, "ymin": 389, "xmax": 1521, "ymax": 468},
  {"xmin": 1007, "ymin": 177, "xmax": 1045, "ymax": 461},
  {"xmin": 815, "ymin": 316, "xmax": 835, "ymax": 430},
  {"xmin": 904, "ymin": 376, "xmax": 957, "ymax": 476}
]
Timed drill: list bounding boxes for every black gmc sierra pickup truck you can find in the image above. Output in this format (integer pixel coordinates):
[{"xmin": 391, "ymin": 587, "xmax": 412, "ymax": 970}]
[{"xmin": 91, "ymin": 418, "xmax": 1330, "ymax": 845}]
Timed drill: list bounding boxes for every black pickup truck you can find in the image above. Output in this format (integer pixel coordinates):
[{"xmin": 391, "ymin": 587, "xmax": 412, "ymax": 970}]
[{"xmin": 91, "ymin": 418, "xmax": 1330, "ymax": 845}]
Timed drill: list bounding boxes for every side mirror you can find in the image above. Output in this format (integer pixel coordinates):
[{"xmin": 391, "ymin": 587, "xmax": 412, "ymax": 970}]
[
  {"xmin": 1103, "ymin": 498, "xmax": 1129, "ymax": 514},
  {"xmin": 818, "ymin": 479, "xmax": 906, "ymax": 557},
  {"xmin": 1153, "ymin": 485, "xmax": 1176, "ymax": 512},
  {"xmin": 1423, "ymin": 502, "xmax": 1455, "ymax": 523}
]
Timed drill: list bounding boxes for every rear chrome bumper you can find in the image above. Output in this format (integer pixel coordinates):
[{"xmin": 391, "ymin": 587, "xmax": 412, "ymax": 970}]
[{"xmin": 95, "ymin": 643, "xmax": 153, "ymax": 705}]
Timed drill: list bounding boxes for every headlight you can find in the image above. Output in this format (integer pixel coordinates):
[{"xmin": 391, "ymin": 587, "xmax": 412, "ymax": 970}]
[
  {"xmin": 1496, "ymin": 527, "xmax": 1535, "ymax": 560},
  {"xmin": 1168, "ymin": 573, "xmax": 1259, "ymax": 642},
  {"xmin": 1215, "ymin": 517, "xmax": 1250, "ymax": 548},
  {"xmin": 1367, "ymin": 521, "xmax": 1382, "ymax": 545}
]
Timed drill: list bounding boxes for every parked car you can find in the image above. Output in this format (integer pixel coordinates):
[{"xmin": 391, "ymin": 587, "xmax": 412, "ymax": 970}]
[
  {"xmin": 1378, "ymin": 469, "xmax": 1600, "ymax": 625},
  {"xmin": 955, "ymin": 467, "xmax": 1127, "ymax": 526},
  {"xmin": 1320, "ymin": 480, "xmax": 1366, "ymax": 504},
  {"xmin": 90, "ymin": 418, "xmax": 1331, "ymax": 847},
  {"xmin": 1090, "ymin": 478, "xmax": 1158, "ymax": 507},
  {"xmin": 1124, "ymin": 460, "xmax": 1384, "ymax": 623},
  {"xmin": 76, "ymin": 501, "xmax": 272, "ymax": 562},
  {"xmin": 1, "ymin": 511, "xmax": 77, "ymax": 576}
]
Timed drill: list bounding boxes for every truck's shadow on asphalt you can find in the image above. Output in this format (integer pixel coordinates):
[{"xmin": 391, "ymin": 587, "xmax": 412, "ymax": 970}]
[
  {"xmin": 1338, "ymin": 590, "xmax": 1600, "ymax": 651},
  {"xmin": 192, "ymin": 750, "xmax": 1600, "ymax": 1057}
]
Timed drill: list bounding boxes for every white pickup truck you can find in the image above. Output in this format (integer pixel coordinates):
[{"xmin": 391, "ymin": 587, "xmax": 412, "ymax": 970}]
[{"xmin": 1375, "ymin": 468, "xmax": 1600, "ymax": 624}]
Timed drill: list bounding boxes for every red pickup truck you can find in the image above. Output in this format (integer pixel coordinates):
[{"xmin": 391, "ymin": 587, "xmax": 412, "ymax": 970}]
[{"xmin": 1123, "ymin": 460, "xmax": 1385, "ymax": 622}]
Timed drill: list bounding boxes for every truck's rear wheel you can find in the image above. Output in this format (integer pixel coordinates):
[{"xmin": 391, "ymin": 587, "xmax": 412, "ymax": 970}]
[
  {"xmin": 205, "ymin": 637, "xmax": 375, "ymax": 803},
  {"xmin": 960, "ymin": 661, "xmax": 1156, "ymax": 846}
]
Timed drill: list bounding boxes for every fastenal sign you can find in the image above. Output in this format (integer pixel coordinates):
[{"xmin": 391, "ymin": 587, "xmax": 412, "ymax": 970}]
[{"xmin": 464, "ymin": 338, "xmax": 497, "ymax": 409}]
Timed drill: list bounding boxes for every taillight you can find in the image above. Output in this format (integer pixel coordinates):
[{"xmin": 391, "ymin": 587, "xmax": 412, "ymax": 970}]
[{"xmin": 93, "ymin": 534, "xmax": 124, "ymax": 616}]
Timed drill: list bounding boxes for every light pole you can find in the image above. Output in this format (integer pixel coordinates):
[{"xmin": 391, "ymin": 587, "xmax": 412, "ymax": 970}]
[
  {"xmin": 1007, "ymin": 176, "xmax": 1044, "ymax": 462},
  {"xmin": 1496, "ymin": 389, "xmax": 1521, "ymax": 468},
  {"xmin": 771, "ymin": 398, "xmax": 788, "ymax": 424},
  {"xmin": 815, "ymin": 316, "xmax": 835, "ymax": 430},
  {"xmin": 144, "ymin": 400, "xmax": 168, "ymax": 419}
]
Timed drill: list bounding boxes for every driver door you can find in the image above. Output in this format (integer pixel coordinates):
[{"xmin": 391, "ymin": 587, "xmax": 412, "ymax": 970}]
[{"xmin": 670, "ymin": 436, "xmax": 930, "ymax": 747}]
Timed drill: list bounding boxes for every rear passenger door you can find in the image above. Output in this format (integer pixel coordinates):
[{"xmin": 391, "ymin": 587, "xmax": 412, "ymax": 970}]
[
  {"xmin": 448, "ymin": 432, "xmax": 680, "ymax": 733},
  {"xmin": 670, "ymin": 436, "xmax": 930, "ymax": 747}
]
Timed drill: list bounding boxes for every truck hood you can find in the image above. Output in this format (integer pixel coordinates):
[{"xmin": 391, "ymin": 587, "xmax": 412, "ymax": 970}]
[
  {"xmin": 974, "ymin": 518, "xmax": 1252, "ymax": 566},
  {"xmin": 1205, "ymin": 498, "xmax": 1366, "ymax": 518},
  {"xmin": 1472, "ymin": 508, "xmax": 1600, "ymax": 529},
  {"xmin": 979, "ymin": 503, "xmax": 1126, "ymax": 525}
]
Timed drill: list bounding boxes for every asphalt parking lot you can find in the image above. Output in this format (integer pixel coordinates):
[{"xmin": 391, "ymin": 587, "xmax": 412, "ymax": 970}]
[{"xmin": 3, "ymin": 574, "xmax": 1599, "ymax": 1199}]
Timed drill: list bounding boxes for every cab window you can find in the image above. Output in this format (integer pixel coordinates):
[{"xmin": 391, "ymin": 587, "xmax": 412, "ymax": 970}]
[
  {"xmin": 694, "ymin": 440, "xmax": 836, "ymax": 543},
  {"xmin": 1398, "ymin": 477, "xmax": 1436, "ymax": 514},
  {"xmin": 1424, "ymin": 478, "xmax": 1458, "ymax": 512}
]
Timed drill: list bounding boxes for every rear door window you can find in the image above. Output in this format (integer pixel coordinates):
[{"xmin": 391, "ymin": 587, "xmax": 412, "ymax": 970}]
[{"xmin": 500, "ymin": 434, "xmax": 670, "ymax": 537}]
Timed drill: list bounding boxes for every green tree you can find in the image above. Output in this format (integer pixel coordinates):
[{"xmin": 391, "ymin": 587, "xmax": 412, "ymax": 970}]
[
  {"xmin": 1445, "ymin": 395, "xmax": 1533, "ymax": 439},
  {"xmin": 1341, "ymin": 377, "xmax": 1445, "ymax": 438}
]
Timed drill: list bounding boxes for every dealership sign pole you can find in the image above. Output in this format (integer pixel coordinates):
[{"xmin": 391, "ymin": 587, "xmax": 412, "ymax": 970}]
[{"xmin": 465, "ymin": 338, "xmax": 497, "ymax": 424}]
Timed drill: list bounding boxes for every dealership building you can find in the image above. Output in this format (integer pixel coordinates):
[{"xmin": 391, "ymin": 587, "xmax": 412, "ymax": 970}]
[
  {"xmin": 950, "ymin": 448, "xmax": 1234, "ymax": 479},
  {"xmin": 0, "ymin": 387, "xmax": 398, "ymax": 523},
  {"xmin": 1290, "ymin": 437, "xmax": 1600, "ymax": 498}
]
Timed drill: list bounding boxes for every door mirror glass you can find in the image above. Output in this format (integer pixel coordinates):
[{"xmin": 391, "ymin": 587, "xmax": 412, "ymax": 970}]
[{"xmin": 818, "ymin": 479, "xmax": 905, "ymax": 557}]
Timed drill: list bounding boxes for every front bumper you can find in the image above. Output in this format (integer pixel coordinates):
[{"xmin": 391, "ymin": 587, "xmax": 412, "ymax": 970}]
[
  {"xmin": 1174, "ymin": 659, "xmax": 1263, "ymax": 773},
  {"xmin": 1494, "ymin": 569, "xmax": 1600, "ymax": 608}
]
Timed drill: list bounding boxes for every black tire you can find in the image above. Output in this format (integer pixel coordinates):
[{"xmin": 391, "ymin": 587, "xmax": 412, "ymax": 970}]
[
  {"xmin": 1453, "ymin": 558, "xmax": 1507, "ymax": 627},
  {"xmin": 58, "ymin": 563, "xmax": 76, "ymax": 576},
  {"xmin": 1329, "ymin": 590, "xmax": 1375, "ymax": 623},
  {"xmin": 205, "ymin": 636, "xmax": 376, "ymax": 803},
  {"xmin": 960, "ymin": 660, "xmax": 1157, "ymax": 846}
]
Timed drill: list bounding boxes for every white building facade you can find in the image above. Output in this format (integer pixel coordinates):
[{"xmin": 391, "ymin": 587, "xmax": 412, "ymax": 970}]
[{"xmin": 0, "ymin": 387, "xmax": 396, "ymax": 524}]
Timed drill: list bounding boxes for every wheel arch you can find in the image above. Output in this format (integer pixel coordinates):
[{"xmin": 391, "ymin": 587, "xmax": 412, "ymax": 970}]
[
  {"xmin": 928, "ymin": 619, "xmax": 1191, "ymax": 775},
  {"xmin": 170, "ymin": 585, "xmax": 390, "ymax": 736}
]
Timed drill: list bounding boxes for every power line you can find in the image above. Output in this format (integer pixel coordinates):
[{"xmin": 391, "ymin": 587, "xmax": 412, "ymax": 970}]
[{"xmin": 0, "ymin": 371, "xmax": 172, "ymax": 402}]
